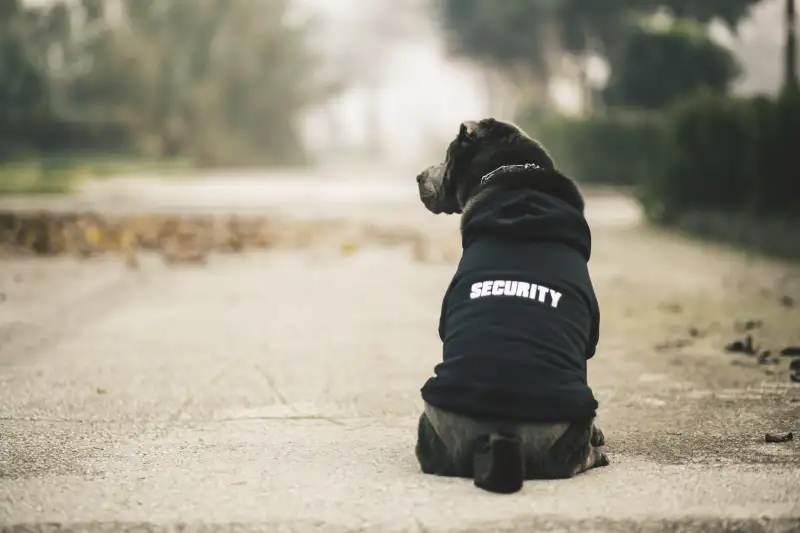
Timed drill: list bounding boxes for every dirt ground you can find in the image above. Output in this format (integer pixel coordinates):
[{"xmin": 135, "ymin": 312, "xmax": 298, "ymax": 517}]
[{"xmin": 0, "ymin": 175, "xmax": 798, "ymax": 532}]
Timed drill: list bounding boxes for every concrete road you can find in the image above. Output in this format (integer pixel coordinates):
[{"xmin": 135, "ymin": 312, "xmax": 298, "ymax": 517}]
[
  {"xmin": 1, "ymin": 170, "xmax": 799, "ymax": 532},
  {"xmin": 0, "ymin": 169, "xmax": 641, "ymax": 225}
]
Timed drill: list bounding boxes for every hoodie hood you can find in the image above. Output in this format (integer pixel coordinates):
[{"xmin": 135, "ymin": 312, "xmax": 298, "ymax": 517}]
[{"xmin": 460, "ymin": 177, "xmax": 592, "ymax": 262}]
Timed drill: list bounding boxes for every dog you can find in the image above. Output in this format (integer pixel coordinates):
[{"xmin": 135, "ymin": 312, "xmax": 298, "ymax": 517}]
[{"xmin": 414, "ymin": 118, "xmax": 608, "ymax": 494}]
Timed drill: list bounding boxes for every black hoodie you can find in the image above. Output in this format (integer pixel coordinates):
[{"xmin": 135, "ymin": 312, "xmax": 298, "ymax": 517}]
[{"xmin": 420, "ymin": 171, "xmax": 600, "ymax": 423}]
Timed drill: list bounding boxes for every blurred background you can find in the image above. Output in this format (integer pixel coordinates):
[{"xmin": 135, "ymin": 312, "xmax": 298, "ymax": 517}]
[{"xmin": 0, "ymin": 0, "xmax": 798, "ymax": 252}]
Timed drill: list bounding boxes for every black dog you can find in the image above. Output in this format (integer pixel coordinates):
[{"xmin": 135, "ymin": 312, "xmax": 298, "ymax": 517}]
[{"xmin": 415, "ymin": 118, "xmax": 608, "ymax": 494}]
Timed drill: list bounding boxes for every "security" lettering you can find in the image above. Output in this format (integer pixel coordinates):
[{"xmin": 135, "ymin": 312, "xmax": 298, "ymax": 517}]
[{"xmin": 469, "ymin": 280, "xmax": 562, "ymax": 308}]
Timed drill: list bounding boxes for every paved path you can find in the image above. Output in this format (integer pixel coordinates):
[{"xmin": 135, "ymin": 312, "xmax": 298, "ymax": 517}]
[
  {"xmin": 0, "ymin": 170, "xmax": 641, "ymax": 225},
  {"xmin": 1, "ymin": 170, "xmax": 798, "ymax": 532}
]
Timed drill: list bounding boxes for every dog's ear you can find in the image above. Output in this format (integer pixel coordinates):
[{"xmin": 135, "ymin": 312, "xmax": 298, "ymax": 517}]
[{"xmin": 459, "ymin": 121, "xmax": 480, "ymax": 141}]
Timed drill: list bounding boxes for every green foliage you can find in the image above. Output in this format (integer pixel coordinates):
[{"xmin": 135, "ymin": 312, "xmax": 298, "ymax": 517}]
[
  {"xmin": 0, "ymin": 0, "xmax": 325, "ymax": 167},
  {"xmin": 750, "ymin": 86, "xmax": 800, "ymax": 211},
  {"xmin": 639, "ymin": 0, "xmax": 764, "ymax": 29},
  {"xmin": 603, "ymin": 20, "xmax": 741, "ymax": 109},
  {"xmin": 517, "ymin": 107, "xmax": 665, "ymax": 186},
  {"xmin": 639, "ymin": 89, "xmax": 800, "ymax": 221},
  {"xmin": 518, "ymin": 88, "xmax": 800, "ymax": 222},
  {"xmin": 0, "ymin": 154, "xmax": 190, "ymax": 195},
  {"xmin": 436, "ymin": 0, "xmax": 764, "ymax": 90},
  {"xmin": 437, "ymin": 0, "xmax": 637, "ymax": 86},
  {"xmin": 438, "ymin": 0, "xmax": 552, "ymax": 78},
  {"xmin": 0, "ymin": 5, "xmax": 53, "ymax": 155},
  {"xmin": 549, "ymin": 0, "xmax": 636, "ymax": 58}
]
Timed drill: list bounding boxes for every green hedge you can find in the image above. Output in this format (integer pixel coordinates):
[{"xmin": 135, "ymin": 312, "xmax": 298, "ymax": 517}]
[
  {"xmin": 517, "ymin": 88, "xmax": 800, "ymax": 219},
  {"xmin": 524, "ymin": 110, "xmax": 666, "ymax": 186},
  {"xmin": 602, "ymin": 19, "xmax": 740, "ymax": 110},
  {"xmin": 640, "ymin": 88, "xmax": 800, "ymax": 222}
]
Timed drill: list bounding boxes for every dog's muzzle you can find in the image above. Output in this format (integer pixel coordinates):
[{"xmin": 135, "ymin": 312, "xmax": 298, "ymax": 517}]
[{"xmin": 416, "ymin": 162, "xmax": 448, "ymax": 213}]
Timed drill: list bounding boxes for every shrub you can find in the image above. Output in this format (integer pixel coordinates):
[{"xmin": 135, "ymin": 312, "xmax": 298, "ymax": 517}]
[
  {"xmin": 519, "ymin": 89, "xmax": 800, "ymax": 221},
  {"xmin": 760, "ymin": 87, "xmax": 800, "ymax": 211},
  {"xmin": 518, "ymin": 108, "xmax": 665, "ymax": 187},
  {"xmin": 639, "ymin": 89, "xmax": 800, "ymax": 222},
  {"xmin": 603, "ymin": 19, "xmax": 741, "ymax": 110}
]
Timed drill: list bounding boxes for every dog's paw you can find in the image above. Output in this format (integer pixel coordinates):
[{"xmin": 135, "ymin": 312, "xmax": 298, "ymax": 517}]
[
  {"xmin": 591, "ymin": 426, "xmax": 605, "ymax": 447},
  {"xmin": 595, "ymin": 451, "xmax": 610, "ymax": 468}
]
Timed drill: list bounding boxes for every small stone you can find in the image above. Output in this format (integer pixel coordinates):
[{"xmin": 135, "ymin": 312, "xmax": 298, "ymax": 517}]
[
  {"xmin": 789, "ymin": 359, "xmax": 800, "ymax": 372},
  {"xmin": 744, "ymin": 334, "xmax": 756, "ymax": 354},
  {"xmin": 757, "ymin": 351, "xmax": 778, "ymax": 365},
  {"xmin": 743, "ymin": 319, "xmax": 762, "ymax": 331},
  {"xmin": 659, "ymin": 302, "xmax": 683, "ymax": 314},
  {"xmin": 725, "ymin": 335, "xmax": 757, "ymax": 355},
  {"xmin": 780, "ymin": 295, "xmax": 795, "ymax": 308},
  {"xmin": 765, "ymin": 432, "xmax": 793, "ymax": 443},
  {"xmin": 656, "ymin": 339, "xmax": 692, "ymax": 351},
  {"xmin": 725, "ymin": 340, "xmax": 746, "ymax": 353}
]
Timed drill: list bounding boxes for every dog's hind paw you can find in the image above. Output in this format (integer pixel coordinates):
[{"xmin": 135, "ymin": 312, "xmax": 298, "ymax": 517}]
[
  {"xmin": 595, "ymin": 451, "xmax": 610, "ymax": 468},
  {"xmin": 591, "ymin": 426, "xmax": 605, "ymax": 447}
]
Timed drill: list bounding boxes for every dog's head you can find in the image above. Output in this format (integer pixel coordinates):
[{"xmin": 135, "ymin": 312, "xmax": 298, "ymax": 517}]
[{"xmin": 416, "ymin": 118, "xmax": 556, "ymax": 215}]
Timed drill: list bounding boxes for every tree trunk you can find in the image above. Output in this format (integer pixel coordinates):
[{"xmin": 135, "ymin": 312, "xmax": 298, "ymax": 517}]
[
  {"xmin": 578, "ymin": 56, "xmax": 593, "ymax": 115},
  {"xmin": 786, "ymin": 0, "xmax": 798, "ymax": 91}
]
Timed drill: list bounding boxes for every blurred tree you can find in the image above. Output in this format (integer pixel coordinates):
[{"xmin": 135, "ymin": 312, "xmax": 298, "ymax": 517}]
[
  {"xmin": 0, "ymin": 1, "xmax": 54, "ymax": 157},
  {"xmin": 435, "ymin": 0, "xmax": 765, "ymax": 110},
  {"xmin": 438, "ymin": 0, "xmax": 556, "ymax": 103},
  {"xmin": 0, "ymin": 0, "xmax": 326, "ymax": 165},
  {"xmin": 786, "ymin": 0, "xmax": 798, "ymax": 92},
  {"xmin": 333, "ymin": 0, "xmax": 429, "ymax": 157},
  {"xmin": 642, "ymin": 0, "xmax": 765, "ymax": 29},
  {"xmin": 603, "ymin": 20, "xmax": 741, "ymax": 109},
  {"xmin": 0, "ymin": 0, "xmax": 20, "ymax": 19},
  {"xmin": 69, "ymin": 0, "xmax": 323, "ymax": 163}
]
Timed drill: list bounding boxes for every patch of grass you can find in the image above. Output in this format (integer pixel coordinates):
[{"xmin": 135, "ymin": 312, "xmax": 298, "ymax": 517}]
[
  {"xmin": 0, "ymin": 154, "xmax": 192, "ymax": 196},
  {"xmin": 0, "ymin": 162, "xmax": 78, "ymax": 195}
]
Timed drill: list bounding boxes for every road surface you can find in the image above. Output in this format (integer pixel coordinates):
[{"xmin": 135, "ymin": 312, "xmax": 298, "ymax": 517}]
[{"xmin": 1, "ymin": 170, "xmax": 798, "ymax": 532}]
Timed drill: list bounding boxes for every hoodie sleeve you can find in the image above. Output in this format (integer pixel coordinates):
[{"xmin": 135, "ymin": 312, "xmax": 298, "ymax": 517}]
[
  {"xmin": 586, "ymin": 306, "xmax": 600, "ymax": 360},
  {"xmin": 438, "ymin": 275, "xmax": 459, "ymax": 343},
  {"xmin": 438, "ymin": 293, "xmax": 447, "ymax": 343}
]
